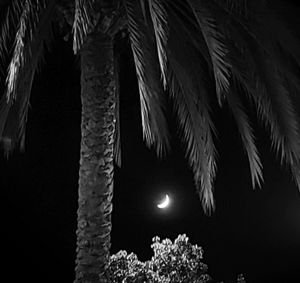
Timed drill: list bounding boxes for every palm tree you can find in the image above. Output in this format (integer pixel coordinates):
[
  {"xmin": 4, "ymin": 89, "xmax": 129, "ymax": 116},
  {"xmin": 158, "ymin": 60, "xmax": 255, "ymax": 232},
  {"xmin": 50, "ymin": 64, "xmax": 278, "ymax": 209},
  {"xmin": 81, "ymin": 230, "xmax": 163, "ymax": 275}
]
[{"xmin": 0, "ymin": 0, "xmax": 300, "ymax": 282}]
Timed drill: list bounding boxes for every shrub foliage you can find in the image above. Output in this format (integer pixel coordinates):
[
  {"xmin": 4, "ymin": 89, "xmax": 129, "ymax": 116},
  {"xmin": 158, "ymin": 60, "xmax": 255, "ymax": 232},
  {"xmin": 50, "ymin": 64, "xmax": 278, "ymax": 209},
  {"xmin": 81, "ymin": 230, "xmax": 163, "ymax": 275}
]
[{"xmin": 106, "ymin": 234, "xmax": 211, "ymax": 283}]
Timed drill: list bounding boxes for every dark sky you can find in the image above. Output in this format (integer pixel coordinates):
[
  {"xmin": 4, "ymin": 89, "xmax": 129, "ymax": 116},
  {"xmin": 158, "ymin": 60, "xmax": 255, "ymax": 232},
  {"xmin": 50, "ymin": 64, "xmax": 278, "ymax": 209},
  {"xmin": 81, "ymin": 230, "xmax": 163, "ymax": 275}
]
[{"xmin": 1, "ymin": 2, "xmax": 300, "ymax": 283}]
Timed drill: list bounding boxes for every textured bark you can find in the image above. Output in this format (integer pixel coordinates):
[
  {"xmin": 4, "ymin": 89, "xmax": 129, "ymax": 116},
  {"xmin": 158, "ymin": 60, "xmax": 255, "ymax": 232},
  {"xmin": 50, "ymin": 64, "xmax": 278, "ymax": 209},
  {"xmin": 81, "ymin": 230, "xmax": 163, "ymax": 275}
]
[{"xmin": 74, "ymin": 32, "xmax": 115, "ymax": 283}]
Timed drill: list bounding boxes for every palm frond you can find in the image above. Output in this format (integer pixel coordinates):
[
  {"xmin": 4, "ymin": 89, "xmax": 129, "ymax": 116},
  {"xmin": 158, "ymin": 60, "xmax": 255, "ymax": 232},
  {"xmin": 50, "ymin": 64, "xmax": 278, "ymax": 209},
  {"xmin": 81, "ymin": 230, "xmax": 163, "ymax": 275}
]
[
  {"xmin": 169, "ymin": 67, "xmax": 216, "ymax": 214},
  {"xmin": 272, "ymin": 48, "xmax": 300, "ymax": 96},
  {"xmin": 124, "ymin": 0, "xmax": 170, "ymax": 156},
  {"xmin": 211, "ymin": 5, "xmax": 300, "ymax": 167},
  {"xmin": 255, "ymin": 10, "xmax": 300, "ymax": 69},
  {"xmin": 139, "ymin": 0, "xmax": 148, "ymax": 22},
  {"xmin": 225, "ymin": 0, "xmax": 247, "ymax": 13},
  {"xmin": 248, "ymin": 48, "xmax": 300, "ymax": 164},
  {"xmin": 227, "ymin": 86, "xmax": 263, "ymax": 188},
  {"xmin": 73, "ymin": 0, "xmax": 97, "ymax": 54},
  {"xmin": 234, "ymin": 52, "xmax": 300, "ymax": 163},
  {"xmin": 167, "ymin": 22, "xmax": 217, "ymax": 213},
  {"xmin": 241, "ymin": 7, "xmax": 300, "ymax": 165},
  {"xmin": 0, "ymin": 0, "xmax": 55, "ymax": 154},
  {"xmin": 211, "ymin": 0, "xmax": 252, "ymax": 18},
  {"xmin": 0, "ymin": 0, "xmax": 24, "ymax": 71},
  {"xmin": 291, "ymin": 162, "xmax": 300, "ymax": 191},
  {"xmin": 205, "ymin": 0, "xmax": 259, "ymax": 45},
  {"xmin": 6, "ymin": 0, "xmax": 47, "ymax": 101},
  {"xmin": 165, "ymin": 0, "xmax": 212, "ymax": 68},
  {"xmin": 148, "ymin": 0, "xmax": 168, "ymax": 88},
  {"xmin": 188, "ymin": 0, "xmax": 231, "ymax": 106}
]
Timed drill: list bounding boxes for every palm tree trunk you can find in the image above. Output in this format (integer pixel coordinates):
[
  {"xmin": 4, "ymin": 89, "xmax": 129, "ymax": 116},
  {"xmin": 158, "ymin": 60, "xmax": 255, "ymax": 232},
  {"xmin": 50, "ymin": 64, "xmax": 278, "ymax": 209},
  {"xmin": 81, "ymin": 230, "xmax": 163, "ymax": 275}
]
[{"xmin": 74, "ymin": 32, "xmax": 115, "ymax": 283}]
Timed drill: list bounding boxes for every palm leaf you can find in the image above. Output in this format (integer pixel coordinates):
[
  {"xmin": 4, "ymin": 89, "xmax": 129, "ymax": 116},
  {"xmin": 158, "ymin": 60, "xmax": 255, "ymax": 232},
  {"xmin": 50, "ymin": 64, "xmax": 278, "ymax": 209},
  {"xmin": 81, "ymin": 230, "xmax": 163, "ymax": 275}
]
[
  {"xmin": 291, "ymin": 162, "xmax": 300, "ymax": 191},
  {"xmin": 246, "ymin": 44, "xmax": 300, "ymax": 164},
  {"xmin": 226, "ymin": 86, "xmax": 263, "ymax": 188},
  {"xmin": 124, "ymin": 0, "xmax": 170, "ymax": 156},
  {"xmin": 210, "ymin": 3, "xmax": 300, "ymax": 164},
  {"xmin": 6, "ymin": 0, "xmax": 46, "ymax": 101},
  {"xmin": 187, "ymin": 0, "xmax": 231, "ymax": 106},
  {"xmin": 211, "ymin": 0, "xmax": 254, "ymax": 18},
  {"xmin": 231, "ymin": 43, "xmax": 300, "ymax": 162},
  {"xmin": 73, "ymin": 0, "xmax": 97, "ymax": 54},
  {"xmin": 0, "ymin": 0, "xmax": 56, "ymax": 154},
  {"xmin": 0, "ymin": 0, "xmax": 24, "ymax": 72},
  {"xmin": 169, "ymin": 67, "xmax": 216, "ymax": 214},
  {"xmin": 148, "ymin": 0, "xmax": 168, "ymax": 88},
  {"xmin": 209, "ymin": 3, "xmax": 300, "ymax": 194},
  {"xmin": 254, "ymin": 9, "xmax": 300, "ymax": 69},
  {"xmin": 205, "ymin": 0, "xmax": 259, "ymax": 46},
  {"xmin": 167, "ymin": 20, "xmax": 217, "ymax": 213},
  {"xmin": 165, "ymin": 0, "xmax": 212, "ymax": 70}
]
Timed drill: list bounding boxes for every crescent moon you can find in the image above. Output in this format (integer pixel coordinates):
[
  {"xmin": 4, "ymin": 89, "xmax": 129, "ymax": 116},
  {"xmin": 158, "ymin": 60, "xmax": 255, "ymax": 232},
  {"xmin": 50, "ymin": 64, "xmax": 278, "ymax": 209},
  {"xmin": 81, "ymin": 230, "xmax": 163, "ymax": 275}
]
[{"xmin": 157, "ymin": 194, "xmax": 170, "ymax": 209}]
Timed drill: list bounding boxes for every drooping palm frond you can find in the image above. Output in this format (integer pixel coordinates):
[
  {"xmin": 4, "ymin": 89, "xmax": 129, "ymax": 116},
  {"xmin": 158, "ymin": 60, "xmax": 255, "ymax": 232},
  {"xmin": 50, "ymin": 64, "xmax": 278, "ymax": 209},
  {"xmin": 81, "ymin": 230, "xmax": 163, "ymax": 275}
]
[
  {"xmin": 165, "ymin": 0, "xmax": 212, "ymax": 69},
  {"xmin": 148, "ymin": 0, "xmax": 168, "ymax": 88},
  {"xmin": 241, "ymin": 6, "xmax": 300, "ymax": 187},
  {"xmin": 6, "ymin": 0, "xmax": 46, "ymax": 101},
  {"xmin": 241, "ymin": 37, "xmax": 300, "ymax": 164},
  {"xmin": 124, "ymin": 0, "xmax": 169, "ymax": 156},
  {"xmin": 225, "ymin": 0, "xmax": 248, "ymax": 13},
  {"xmin": 291, "ymin": 162, "xmax": 300, "ymax": 190},
  {"xmin": 282, "ymin": 74, "xmax": 300, "ymax": 129},
  {"xmin": 0, "ymin": 0, "xmax": 23, "ymax": 71},
  {"xmin": 211, "ymin": 0, "xmax": 251, "ymax": 18},
  {"xmin": 174, "ymin": 0, "xmax": 299, "ymax": 199},
  {"xmin": 272, "ymin": 47, "xmax": 300, "ymax": 96},
  {"xmin": 226, "ymin": 85, "xmax": 263, "ymax": 188},
  {"xmin": 187, "ymin": 0, "xmax": 231, "ymax": 106},
  {"xmin": 205, "ymin": 0, "xmax": 300, "ymax": 184},
  {"xmin": 0, "ymin": 0, "xmax": 56, "ymax": 154},
  {"xmin": 166, "ymin": 15, "xmax": 217, "ymax": 213},
  {"xmin": 168, "ymin": 65, "xmax": 216, "ymax": 214},
  {"xmin": 253, "ymin": 9, "xmax": 300, "ymax": 76},
  {"xmin": 206, "ymin": 0, "xmax": 259, "ymax": 48},
  {"xmin": 73, "ymin": 0, "xmax": 97, "ymax": 54},
  {"xmin": 231, "ymin": 40, "xmax": 300, "ymax": 182}
]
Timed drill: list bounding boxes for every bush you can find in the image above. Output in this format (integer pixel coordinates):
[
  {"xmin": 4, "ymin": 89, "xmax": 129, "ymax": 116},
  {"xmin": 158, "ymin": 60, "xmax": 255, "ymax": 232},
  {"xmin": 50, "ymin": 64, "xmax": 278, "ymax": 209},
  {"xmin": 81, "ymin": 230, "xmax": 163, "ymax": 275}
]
[
  {"xmin": 106, "ymin": 234, "xmax": 210, "ymax": 283},
  {"xmin": 150, "ymin": 234, "xmax": 210, "ymax": 283},
  {"xmin": 106, "ymin": 234, "xmax": 245, "ymax": 283}
]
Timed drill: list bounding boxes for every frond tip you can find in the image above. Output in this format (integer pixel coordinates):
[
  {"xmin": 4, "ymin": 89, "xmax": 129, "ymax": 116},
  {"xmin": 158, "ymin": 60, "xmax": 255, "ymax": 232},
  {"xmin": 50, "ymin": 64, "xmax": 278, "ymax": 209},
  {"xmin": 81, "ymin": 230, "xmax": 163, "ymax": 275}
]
[{"xmin": 148, "ymin": 0, "xmax": 168, "ymax": 88}]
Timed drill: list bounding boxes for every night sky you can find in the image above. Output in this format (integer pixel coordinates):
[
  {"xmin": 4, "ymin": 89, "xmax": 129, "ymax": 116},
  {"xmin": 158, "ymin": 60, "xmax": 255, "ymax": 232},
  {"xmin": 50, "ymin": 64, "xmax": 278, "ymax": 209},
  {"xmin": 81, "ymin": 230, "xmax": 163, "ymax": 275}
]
[{"xmin": 1, "ymin": 2, "xmax": 300, "ymax": 283}]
